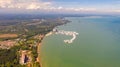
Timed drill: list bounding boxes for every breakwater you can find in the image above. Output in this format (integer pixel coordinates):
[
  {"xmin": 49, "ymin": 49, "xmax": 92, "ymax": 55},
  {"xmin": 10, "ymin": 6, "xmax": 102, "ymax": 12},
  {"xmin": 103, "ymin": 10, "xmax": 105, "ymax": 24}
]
[{"xmin": 53, "ymin": 29, "xmax": 79, "ymax": 44}]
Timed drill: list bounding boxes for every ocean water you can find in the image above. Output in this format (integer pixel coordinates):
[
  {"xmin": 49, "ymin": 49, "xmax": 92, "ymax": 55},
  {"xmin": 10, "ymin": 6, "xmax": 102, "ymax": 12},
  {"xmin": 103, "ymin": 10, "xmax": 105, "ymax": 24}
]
[{"xmin": 40, "ymin": 16, "xmax": 120, "ymax": 67}]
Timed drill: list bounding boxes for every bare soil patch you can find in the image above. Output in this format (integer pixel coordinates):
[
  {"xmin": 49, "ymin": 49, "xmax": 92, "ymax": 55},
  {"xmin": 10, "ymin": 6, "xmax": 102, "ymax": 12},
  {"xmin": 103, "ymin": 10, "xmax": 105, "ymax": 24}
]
[{"xmin": 0, "ymin": 34, "xmax": 18, "ymax": 38}]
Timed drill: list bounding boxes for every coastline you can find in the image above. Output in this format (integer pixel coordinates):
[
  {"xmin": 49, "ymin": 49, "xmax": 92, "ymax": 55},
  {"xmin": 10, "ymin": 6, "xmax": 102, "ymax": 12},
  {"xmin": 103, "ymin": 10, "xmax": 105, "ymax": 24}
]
[
  {"xmin": 37, "ymin": 32, "xmax": 52, "ymax": 67},
  {"xmin": 37, "ymin": 42, "xmax": 42, "ymax": 67},
  {"xmin": 45, "ymin": 32, "xmax": 53, "ymax": 37},
  {"xmin": 37, "ymin": 34, "xmax": 45, "ymax": 67},
  {"xmin": 37, "ymin": 19, "xmax": 71, "ymax": 67}
]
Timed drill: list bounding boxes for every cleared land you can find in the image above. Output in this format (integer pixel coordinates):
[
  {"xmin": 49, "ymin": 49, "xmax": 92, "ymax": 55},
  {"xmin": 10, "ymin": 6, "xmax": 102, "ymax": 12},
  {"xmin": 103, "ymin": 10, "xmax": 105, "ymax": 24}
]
[{"xmin": 0, "ymin": 34, "xmax": 18, "ymax": 38}]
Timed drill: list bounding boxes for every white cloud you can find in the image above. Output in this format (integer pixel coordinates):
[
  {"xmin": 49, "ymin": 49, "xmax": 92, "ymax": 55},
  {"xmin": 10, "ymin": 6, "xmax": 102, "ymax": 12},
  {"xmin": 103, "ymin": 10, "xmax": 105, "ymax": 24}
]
[
  {"xmin": 0, "ymin": 0, "xmax": 100, "ymax": 13},
  {"xmin": 0, "ymin": 0, "xmax": 51, "ymax": 9},
  {"xmin": 0, "ymin": 0, "xmax": 13, "ymax": 8}
]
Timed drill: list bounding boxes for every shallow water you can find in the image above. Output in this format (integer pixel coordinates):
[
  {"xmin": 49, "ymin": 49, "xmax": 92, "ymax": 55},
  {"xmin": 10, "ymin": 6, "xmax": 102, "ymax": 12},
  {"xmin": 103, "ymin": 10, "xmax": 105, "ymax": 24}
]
[{"xmin": 40, "ymin": 16, "xmax": 120, "ymax": 67}]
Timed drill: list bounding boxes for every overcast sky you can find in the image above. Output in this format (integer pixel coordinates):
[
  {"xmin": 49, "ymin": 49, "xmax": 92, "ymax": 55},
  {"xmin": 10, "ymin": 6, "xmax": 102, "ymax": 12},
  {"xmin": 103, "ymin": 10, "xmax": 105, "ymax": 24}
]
[{"xmin": 0, "ymin": 0, "xmax": 120, "ymax": 14}]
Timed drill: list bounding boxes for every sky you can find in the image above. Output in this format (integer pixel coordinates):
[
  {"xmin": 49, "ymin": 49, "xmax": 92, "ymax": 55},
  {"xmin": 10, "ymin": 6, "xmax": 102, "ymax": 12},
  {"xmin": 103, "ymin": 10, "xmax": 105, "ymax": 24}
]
[{"xmin": 0, "ymin": 0, "xmax": 120, "ymax": 14}]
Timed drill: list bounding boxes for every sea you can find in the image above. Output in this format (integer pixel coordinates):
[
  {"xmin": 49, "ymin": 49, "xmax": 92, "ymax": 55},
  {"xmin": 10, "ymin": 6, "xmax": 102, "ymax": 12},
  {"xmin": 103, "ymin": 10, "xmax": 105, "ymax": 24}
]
[{"xmin": 40, "ymin": 16, "xmax": 120, "ymax": 67}]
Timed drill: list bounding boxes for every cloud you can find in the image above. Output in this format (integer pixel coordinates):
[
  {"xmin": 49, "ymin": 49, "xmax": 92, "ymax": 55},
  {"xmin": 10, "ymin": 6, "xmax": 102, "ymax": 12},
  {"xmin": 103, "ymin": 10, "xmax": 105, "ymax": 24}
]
[
  {"xmin": 0, "ymin": 0, "xmax": 51, "ymax": 9},
  {"xmin": 112, "ymin": 10, "xmax": 120, "ymax": 12},
  {"xmin": 0, "ymin": 0, "xmax": 13, "ymax": 8},
  {"xmin": 0, "ymin": 0, "xmax": 99, "ymax": 13}
]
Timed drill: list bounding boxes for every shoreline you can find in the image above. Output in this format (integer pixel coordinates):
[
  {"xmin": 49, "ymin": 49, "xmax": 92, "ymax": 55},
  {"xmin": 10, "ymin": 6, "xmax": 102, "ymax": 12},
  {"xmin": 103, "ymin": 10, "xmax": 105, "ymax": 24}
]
[
  {"xmin": 37, "ymin": 32, "xmax": 52, "ymax": 67},
  {"xmin": 37, "ymin": 42, "xmax": 42, "ymax": 67},
  {"xmin": 37, "ymin": 19, "xmax": 71, "ymax": 67},
  {"xmin": 37, "ymin": 33, "xmax": 48, "ymax": 67},
  {"xmin": 37, "ymin": 34, "xmax": 45, "ymax": 67}
]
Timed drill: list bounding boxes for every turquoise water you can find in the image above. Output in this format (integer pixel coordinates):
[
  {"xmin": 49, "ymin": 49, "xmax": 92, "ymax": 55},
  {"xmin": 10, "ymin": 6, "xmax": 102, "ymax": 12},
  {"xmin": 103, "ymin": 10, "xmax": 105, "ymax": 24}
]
[{"xmin": 40, "ymin": 16, "xmax": 120, "ymax": 67}]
